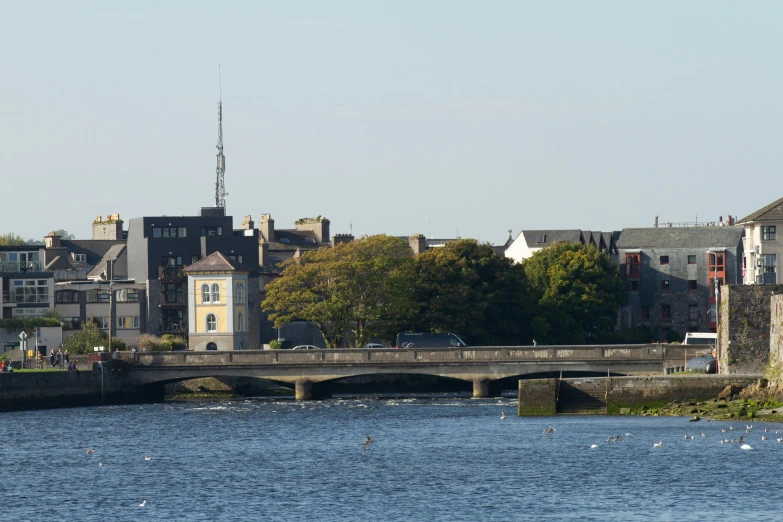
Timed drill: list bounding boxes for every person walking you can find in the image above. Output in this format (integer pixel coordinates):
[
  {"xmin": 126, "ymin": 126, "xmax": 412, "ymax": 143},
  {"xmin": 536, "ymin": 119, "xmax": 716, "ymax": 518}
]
[
  {"xmin": 63, "ymin": 349, "xmax": 70, "ymax": 366},
  {"xmin": 49, "ymin": 349, "xmax": 56, "ymax": 367},
  {"xmin": 533, "ymin": 339, "xmax": 537, "ymax": 347}
]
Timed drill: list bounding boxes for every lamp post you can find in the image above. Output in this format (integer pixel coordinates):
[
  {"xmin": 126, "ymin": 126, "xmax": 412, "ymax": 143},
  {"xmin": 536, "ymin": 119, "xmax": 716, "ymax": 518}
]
[{"xmin": 107, "ymin": 258, "xmax": 117, "ymax": 354}]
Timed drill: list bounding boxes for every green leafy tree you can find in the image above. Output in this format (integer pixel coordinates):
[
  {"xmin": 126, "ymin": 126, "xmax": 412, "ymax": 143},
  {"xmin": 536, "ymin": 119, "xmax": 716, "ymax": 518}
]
[
  {"xmin": 524, "ymin": 242, "xmax": 625, "ymax": 344},
  {"xmin": 0, "ymin": 233, "xmax": 26, "ymax": 246},
  {"xmin": 50, "ymin": 229, "xmax": 76, "ymax": 240},
  {"xmin": 62, "ymin": 319, "xmax": 109, "ymax": 355},
  {"xmin": 403, "ymin": 239, "xmax": 533, "ymax": 345},
  {"xmin": 262, "ymin": 235, "xmax": 414, "ymax": 348}
]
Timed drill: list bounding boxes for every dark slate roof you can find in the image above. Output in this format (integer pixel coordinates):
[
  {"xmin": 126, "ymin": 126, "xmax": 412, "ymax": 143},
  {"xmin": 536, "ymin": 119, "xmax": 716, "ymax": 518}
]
[
  {"xmin": 272, "ymin": 229, "xmax": 323, "ymax": 249},
  {"xmin": 44, "ymin": 255, "xmax": 76, "ymax": 271},
  {"xmin": 87, "ymin": 244, "xmax": 128, "ymax": 278},
  {"xmin": 737, "ymin": 196, "xmax": 783, "ymax": 224},
  {"xmin": 615, "ymin": 227, "xmax": 744, "ymax": 249},
  {"xmin": 184, "ymin": 251, "xmax": 252, "ymax": 273},
  {"xmin": 520, "ymin": 230, "xmax": 584, "ymax": 248},
  {"xmin": 60, "ymin": 240, "xmax": 125, "ymax": 266}
]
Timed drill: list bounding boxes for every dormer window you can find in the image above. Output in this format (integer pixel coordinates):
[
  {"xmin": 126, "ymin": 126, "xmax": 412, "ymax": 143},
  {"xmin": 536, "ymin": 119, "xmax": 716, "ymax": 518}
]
[
  {"xmin": 536, "ymin": 235, "xmax": 547, "ymax": 244},
  {"xmin": 73, "ymin": 253, "xmax": 86, "ymax": 263}
]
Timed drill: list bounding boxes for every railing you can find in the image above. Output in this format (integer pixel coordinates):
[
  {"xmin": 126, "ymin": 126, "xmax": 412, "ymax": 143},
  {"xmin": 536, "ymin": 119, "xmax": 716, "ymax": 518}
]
[
  {"xmin": 160, "ymin": 321, "xmax": 188, "ymax": 333},
  {"xmin": 0, "ymin": 261, "xmax": 43, "ymax": 273},
  {"xmin": 160, "ymin": 295, "xmax": 185, "ymax": 304},
  {"xmin": 1, "ymin": 293, "xmax": 50, "ymax": 304},
  {"xmin": 159, "ymin": 266, "xmax": 185, "ymax": 278},
  {"xmin": 127, "ymin": 344, "xmax": 675, "ymax": 367}
]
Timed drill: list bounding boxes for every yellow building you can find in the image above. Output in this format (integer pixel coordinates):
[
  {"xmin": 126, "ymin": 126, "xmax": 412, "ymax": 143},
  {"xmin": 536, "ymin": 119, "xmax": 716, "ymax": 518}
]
[{"xmin": 184, "ymin": 252, "xmax": 250, "ymax": 351}]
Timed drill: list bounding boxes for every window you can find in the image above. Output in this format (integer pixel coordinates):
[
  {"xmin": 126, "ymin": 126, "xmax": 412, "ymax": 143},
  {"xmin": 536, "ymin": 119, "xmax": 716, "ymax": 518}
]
[
  {"xmin": 56, "ymin": 290, "xmax": 79, "ymax": 303},
  {"xmin": 687, "ymin": 255, "xmax": 697, "ymax": 264},
  {"xmin": 117, "ymin": 316, "xmax": 140, "ymax": 329},
  {"xmin": 211, "ymin": 283, "xmax": 220, "ymax": 303},
  {"xmin": 73, "ymin": 253, "xmax": 87, "ymax": 263},
  {"xmin": 201, "ymin": 226, "xmax": 223, "ymax": 237},
  {"xmin": 629, "ymin": 280, "xmax": 638, "ymax": 292},
  {"xmin": 237, "ymin": 313, "xmax": 243, "ymax": 332},
  {"xmin": 689, "ymin": 304, "xmax": 699, "ymax": 321},
  {"xmin": 625, "ymin": 254, "xmax": 640, "ymax": 277},
  {"xmin": 709, "ymin": 252, "xmax": 725, "ymax": 272},
  {"xmin": 536, "ymin": 235, "xmax": 547, "ymax": 244},
  {"xmin": 659, "ymin": 255, "xmax": 669, "ymax": 265},
  {"xmin": 192, "ymin": 255, "xmax": 200, "ymax": 265},
  {"xmin": 228, "ymin": 254, "xmax": 244, "ymax": 264},
  {"xmin": 760, "ymin": 254, "xmax": 777, "ymax": 273},
  {"xmin": 161, "ymin": 256, "xmax": 183, "ymax": 267},
  {"xmin": 762, "ymin": 226, "xmax": 776, "ymax": 241},
  {"xmin": 661, "ymin": 305, "xmax": 671, "ymax": 320},
  {"xmin": 206, "ymin": 313, "xmax": 217, "ymax": 332},
  {"xmin": 11, "ymin": 279, "xmax": 49, "ymax": 304},
  {"xmin": 115, "ymin": 288, "xmax": 140, "ymax": 303},
  {"xmin": 92, "ymin": 317, "xmax": 110, "ymax": 329},
  {"xmin": 660, "ymin": 280, "xmax": 670, "ymax": 292},
  {"xmin": 235, "ymin": 283, "xmax": 244, "ymax": 303},
  {"xmin": 61, "ymin": 317, "xmax": 80, "ymax": 330},
  {"xmin": 640, "ymin": 306, "xmax": 650, "ymax": 320},
  {"xmin": 153, "ymin": 227, "xmax": 187, "ymax": 238},
  {"xmin": 162, "ymin": 283, "xmax": 182, "ymax": 304},
  {"xmin": 201, "ymin": 284, "xmax": 211, "ymax": 303},
  {"xmin": 688, "ymin": 280, "xmax": 697, "ymax": 291}
]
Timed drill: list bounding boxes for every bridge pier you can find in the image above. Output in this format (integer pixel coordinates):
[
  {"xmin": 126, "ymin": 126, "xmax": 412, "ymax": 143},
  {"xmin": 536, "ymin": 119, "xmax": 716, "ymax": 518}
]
[
  {"xmin": 473, "ymin": 378, "xmax": 499, "ymax": 398},
  {"xmin": 295, "ymin": 379, "xmax": 331, "ymax": 401}
]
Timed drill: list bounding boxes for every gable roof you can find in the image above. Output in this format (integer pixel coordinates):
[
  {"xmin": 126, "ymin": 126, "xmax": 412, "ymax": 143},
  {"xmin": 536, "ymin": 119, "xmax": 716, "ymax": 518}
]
[
  {"xmin": 272, "ymin": 229, "xmax": 323, "ymax": 249},
  {"xmin": 87, "ymin": 244, "xmax": 128, "ymax": 279},
  {"xmin": 520, "ymin": 230, "xmax": 584, "ymax": 248},
  {"xmin": 615, "ymin": 227, "xmax": 744, "ymax": 250},
  {"xmin": 60, "ymin": 240, "xmax": 125, "ymax": 266},
  {"xmin": 737, "ymin": 196, "xmax": 783, "ymax": 224},
  {"xmin": 44, "ymin": 255, "xmax": 76, "ymax": 271},
  {"xmin": 184, "ymin": 251, "xmax": 251, "ymax": 274}
]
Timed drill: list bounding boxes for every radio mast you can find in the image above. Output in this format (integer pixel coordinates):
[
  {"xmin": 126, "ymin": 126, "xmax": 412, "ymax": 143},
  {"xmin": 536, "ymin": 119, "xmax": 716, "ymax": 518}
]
[{"xmin": 215, "ymin": 65, "xmax": 227, "ymax": 209}]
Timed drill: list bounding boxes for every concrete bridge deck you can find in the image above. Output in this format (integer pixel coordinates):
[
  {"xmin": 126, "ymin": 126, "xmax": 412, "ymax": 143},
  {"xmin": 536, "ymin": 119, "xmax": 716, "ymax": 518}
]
[{"xmin": 122, "ymin": 344, "xmax": 696, "ymax": 399}]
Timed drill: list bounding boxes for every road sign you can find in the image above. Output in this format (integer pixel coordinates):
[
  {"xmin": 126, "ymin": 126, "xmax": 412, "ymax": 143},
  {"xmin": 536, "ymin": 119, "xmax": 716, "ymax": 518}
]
[
  {"xmin": 36, "ymin": 327, "xmax": 41, "ymax": 339},
  {"xmin": 19, "ymin": 331, "xmax": 28, "ymax": 340}
]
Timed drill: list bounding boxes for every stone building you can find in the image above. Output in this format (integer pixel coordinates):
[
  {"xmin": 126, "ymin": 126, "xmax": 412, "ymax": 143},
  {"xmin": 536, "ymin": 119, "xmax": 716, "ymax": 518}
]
[
  {"xmin": 771, "ymin": 294, "xmax": 783, "ymax": 373},
  {"xmin": 718, "ymin": 284, "xmax": 783, "ymax": 374},
  {"xmin": 736, "ymin": 196, "xmax": 783, "ymax": 284},
  {"xmin": 615, "ymin": 226, "xmax": 744, "ymax": 339}
]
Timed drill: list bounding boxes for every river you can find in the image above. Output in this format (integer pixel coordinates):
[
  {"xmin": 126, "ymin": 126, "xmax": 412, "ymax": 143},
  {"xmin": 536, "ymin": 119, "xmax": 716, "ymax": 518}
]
[{"xmin": 2, "ymin": 394, "xmax": 782, "ymax": 521}]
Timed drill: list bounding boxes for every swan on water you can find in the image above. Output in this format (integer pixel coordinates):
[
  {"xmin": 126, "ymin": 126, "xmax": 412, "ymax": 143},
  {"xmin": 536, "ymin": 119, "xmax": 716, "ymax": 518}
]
[
  {"xmin": 740, "ymin": 444, "xmax": 752, "ymax": 450},
  {"xmin": 653, "ymin": 441, "xmax": 662, "ymax": 448}
]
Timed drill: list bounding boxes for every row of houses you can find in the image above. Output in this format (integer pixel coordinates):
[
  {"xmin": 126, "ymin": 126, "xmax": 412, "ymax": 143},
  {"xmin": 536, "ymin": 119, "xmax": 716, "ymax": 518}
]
[
  {"xmin": 2, "ymin": 197, "xmax": 782, "ymax": 352},
  {"xmin": 498, "ymin": 197, "xmax": 783, "ymax": 339}
]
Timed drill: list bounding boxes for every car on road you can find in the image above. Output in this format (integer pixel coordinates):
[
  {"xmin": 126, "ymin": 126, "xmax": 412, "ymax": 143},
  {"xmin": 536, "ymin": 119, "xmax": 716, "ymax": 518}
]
[
  {"xmin": 291, "ymin": 345, "xmax": 321, "ymax": 350},
  {"xmin": 365, "ymin": 343, "xmax": 385, "ymax": 348}
]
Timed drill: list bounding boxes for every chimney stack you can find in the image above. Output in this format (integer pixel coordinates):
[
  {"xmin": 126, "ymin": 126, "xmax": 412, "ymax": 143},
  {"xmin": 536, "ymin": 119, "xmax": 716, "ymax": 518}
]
[
  {"xmin": 242, "ymin": 215, "xmax": 254, "ymax": 230},
  {"xmin": 409, "ymin": 234, "xmax": 427, "ymax": 255},
  {"xmin": 654, "ymin": 216, "xmax": 659, "ymax": 228},
  {"xmin": 259, "ymin": 214, "xmax": 275, "ymax": 243}
]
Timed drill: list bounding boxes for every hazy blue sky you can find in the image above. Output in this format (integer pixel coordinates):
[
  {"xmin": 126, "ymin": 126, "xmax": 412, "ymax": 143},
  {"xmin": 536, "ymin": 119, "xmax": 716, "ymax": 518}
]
[{"xmin": 2, "ymin": 1, "xmax": 781, "ymax": 244}]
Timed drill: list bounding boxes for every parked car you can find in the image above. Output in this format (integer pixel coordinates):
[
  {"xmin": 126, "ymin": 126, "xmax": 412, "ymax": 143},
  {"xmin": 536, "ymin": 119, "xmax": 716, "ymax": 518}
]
[
  {"xmin": 395, "ymin": 332, "xmax": 468, "ymax": 349},
  {"xmin": 685, "ymin": 355, "xmax": 717, "ymax": 374},
  {"xmin": 365, "ymin": 343, "xmax": 385, "ymax": 349},
  {"xmin": 292, "ymin": 345, "xmax": 320, "ymax": 350}
]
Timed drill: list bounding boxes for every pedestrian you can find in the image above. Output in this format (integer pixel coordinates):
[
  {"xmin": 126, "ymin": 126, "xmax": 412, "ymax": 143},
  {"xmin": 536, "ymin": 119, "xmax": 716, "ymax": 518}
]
[
  {"xmin": 533, "ymin": 339, "xmax": 537, "ymax": 347},
  {"xmin": 63, "ymin": 349, "xmax": 69, "ymax": 365},
  {"xmin": 49, "ymin": 349, "xmax": 56, "ymax": 367},
  {"xmin": 56, "ymin": 349, "xmax": 63, "ymax": 368}
]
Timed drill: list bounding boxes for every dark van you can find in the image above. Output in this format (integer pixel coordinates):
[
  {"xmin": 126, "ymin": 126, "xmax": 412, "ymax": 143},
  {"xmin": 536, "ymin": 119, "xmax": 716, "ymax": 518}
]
[{"xmin": 395, "ymin": 332, "xmax": 468, "ymax": 349}]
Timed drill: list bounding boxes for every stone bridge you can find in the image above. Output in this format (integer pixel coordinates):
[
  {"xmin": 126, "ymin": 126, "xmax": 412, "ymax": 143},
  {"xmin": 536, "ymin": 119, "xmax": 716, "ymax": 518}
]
[{"xmin": 122, "ymin": 344, "xmax": 697, "ymax": 399}]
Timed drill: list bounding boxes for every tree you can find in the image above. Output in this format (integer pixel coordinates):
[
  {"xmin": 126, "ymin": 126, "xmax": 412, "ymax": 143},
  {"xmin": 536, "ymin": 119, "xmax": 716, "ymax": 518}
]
[
  {"xmin": 0, "ymin": 233, "xmax": 25, "ymax": 246},
  {"xmin": 262, "ymin": 235, "xmax": 414, "ymax": 348},
  {"xmin": 62, "ymin": 319, "xmax": 109, "ymax": 355},
  {"xmin": 523, "ymin": 242, "xmax": 625, "ymax": 344},
  {"xmin": 404, "ymin": 239, "xmax": 533, "ymax": 345},
  {"xmin": 50, "ymin": 229, "xmax": 76, "ymax": 240}
]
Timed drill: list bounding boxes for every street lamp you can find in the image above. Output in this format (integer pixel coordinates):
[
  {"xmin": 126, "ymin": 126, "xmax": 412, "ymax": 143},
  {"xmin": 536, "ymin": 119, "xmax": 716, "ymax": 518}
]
[{"xmin": 107, "ymin": 258, "xmax": 117, "ymax": 354}]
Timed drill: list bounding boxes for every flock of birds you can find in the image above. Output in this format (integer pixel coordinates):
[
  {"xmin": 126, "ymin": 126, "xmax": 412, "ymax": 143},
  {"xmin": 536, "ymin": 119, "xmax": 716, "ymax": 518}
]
[
  {"xmin": 499, "ymin": 412, "xmax": 782, "ymax": 452},
  {"xmin": 85, "ymin": 448, "xmax": 154, "ymax": 507}
]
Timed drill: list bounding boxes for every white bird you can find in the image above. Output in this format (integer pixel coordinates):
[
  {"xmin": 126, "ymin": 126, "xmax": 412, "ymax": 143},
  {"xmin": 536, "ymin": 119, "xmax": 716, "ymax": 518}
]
[
  {"xmin": 701, "ymin": 432, "xmax": 707, "ymax": 437},
  {"xmin": 740, "ymin": 444, "xmax": 752, "ymax": 450},
  {"xmin": 500, "ymin": 412, "xmax": 506, "ymax": 420},
  {"xmin": 590, "ymin": 444, "xmax": 598, "ymax": 449},
  {"xmin": 144, "ymin": 457, "xmax": 152, "ymax": 461},
  {"xmin": 761, "ymin": 436, "xmax": 768, "ymax": 441},
  {"xmin": 99, "ymin": 462, "xmax": 103, "ymax": 467},
  {"xmin": 684, "ymin": 435, "xmax": 695, "ymax": 440},
  {"xmin": 653, "ymin": 441, "xmax": 662, "ymax": 448},
  {"xmin": 139, "ymin": 499, "xmax": 147, "ymax": 507},
  {"xmin": 746, "ymin": 425, "xmax": 753, "ymax": 430},
  {"xmin": 729, "ymin": 426, "xmax": 735, "ymax": 430},
  {"xmin": 543, "ymin": 427, "xmax": 556, "ymax": 434},
  {"xmin": 777, "ymin": 438, "xmax": 782, "ymax": 443},
  {"xmin": 721, "ymin": 429, "xmax": 727, "ymax": 433}
]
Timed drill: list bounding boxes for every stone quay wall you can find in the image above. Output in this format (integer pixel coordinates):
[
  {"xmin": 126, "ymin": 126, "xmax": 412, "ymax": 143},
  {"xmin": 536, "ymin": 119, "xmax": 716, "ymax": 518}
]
[
  {"xmin": 518, "ymin": 375, "xmax": 761, "ymax": 416},
  {"xmin": 719, "ymin": 284, "xmax": 783, "ymax": 374},
  {"xmin": 0, "ymin": 368, "xmax": 164, "ymax": 412}
]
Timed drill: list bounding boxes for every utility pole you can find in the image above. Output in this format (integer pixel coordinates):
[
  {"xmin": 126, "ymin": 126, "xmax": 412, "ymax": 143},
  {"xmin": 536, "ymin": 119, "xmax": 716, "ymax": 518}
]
[
  {"xmin": 215, "ymin": 64, "xmax": 227, "ymax": 209},
  {"xmin": 108, "ymin": 258, "xmax": 117, "ymax": 353}
]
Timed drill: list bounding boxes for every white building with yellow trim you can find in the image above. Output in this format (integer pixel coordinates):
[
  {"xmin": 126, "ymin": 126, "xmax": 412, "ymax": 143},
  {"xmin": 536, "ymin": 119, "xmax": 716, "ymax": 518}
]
[{"xmin": 184, "ymin": 252, "xmax": 250, "ymax": 351}]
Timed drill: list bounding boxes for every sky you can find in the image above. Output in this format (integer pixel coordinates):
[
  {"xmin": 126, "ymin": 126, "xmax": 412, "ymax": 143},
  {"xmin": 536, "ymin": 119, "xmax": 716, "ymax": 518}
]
[{"xmin": 1, "ymin": 1, "xmax": 782, "ymax": 245}]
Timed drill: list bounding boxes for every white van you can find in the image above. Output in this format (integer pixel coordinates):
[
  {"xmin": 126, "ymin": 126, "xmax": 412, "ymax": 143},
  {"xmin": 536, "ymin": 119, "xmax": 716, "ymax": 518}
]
[{"xmin": 682, "ymin": 332, "xmax": 717, "ymax": 346}]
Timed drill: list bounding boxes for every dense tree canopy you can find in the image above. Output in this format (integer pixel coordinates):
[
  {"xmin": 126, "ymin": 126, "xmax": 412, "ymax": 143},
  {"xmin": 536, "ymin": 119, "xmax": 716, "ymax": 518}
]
[
  {"xmin": 0, "ymin": 233, "xmax": 25, "ymax": 246},
  {"xmin": 403, "ymin": 239, "xmax": 533, "ymax": 345},
  {"xmin": 523, "ymin": 242, "xmax": 625, "ymax": 344},
  {"xmin": 262, "ymin": 235, "xmax": 413, "ymax": 348}
]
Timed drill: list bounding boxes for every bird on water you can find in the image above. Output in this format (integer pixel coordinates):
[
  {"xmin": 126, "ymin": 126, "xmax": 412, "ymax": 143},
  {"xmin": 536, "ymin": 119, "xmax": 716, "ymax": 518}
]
[
  {"xmin": 653, "ymin": 441, "xmax": 662, "ymax": 448},
  {"xmin": 363, "ymin": 436, "xmax": 375, "ymax": 451},
  {"xmin": 86, "ymin": 449, "xmax": 95, "ymax": 455},
  {"xmin": 500, "ymin": 412, "xmax": 506, "ymax": 420},
  {"xmin": 139, "ymin": 500, "xmax": 147, "ymax": 507},
  {"xmin": 740, "ymin": 444, "xmax": 753, "ymax": 450}
]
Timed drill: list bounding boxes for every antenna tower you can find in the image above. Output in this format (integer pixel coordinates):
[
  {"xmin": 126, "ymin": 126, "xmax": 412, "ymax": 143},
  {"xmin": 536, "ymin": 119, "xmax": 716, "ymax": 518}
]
[{"xmin": 215, "ymin": 65, "xmax": 227, "ymax": 209}]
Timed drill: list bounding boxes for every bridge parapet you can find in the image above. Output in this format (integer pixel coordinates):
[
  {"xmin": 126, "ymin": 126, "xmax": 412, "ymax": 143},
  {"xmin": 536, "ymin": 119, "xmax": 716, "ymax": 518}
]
[{"xmin": 124, "ymin": 344, "xmax": 675, "ymax": 367}]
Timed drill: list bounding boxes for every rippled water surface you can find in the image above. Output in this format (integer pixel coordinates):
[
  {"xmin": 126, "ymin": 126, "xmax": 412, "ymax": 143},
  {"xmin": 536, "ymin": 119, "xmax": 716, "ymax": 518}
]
[{"xmin": 2, "ymin": 395, "xmax": 783, "ymax": 521}]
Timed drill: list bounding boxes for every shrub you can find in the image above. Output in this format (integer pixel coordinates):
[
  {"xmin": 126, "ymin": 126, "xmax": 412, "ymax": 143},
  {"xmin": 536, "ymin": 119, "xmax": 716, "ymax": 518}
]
[{"xmin": 269, "ymin": 340, "xmax": 281, "ymax": 350}]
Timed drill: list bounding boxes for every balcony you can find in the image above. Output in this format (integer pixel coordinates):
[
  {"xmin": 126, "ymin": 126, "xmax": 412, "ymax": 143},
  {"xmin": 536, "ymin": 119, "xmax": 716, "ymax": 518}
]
[
  {"xmin": 2, "ymin": 292, "xmax": 50, "ymax": 304},
  {"xmin": 0, "ymin": 261, "xmax": 43, "ymax": 273},
  {"xmin": 160, "ymin": 295, "xmax": 186, "ymax": 307},
  {"xmin": 158, "ymin": 266, "xmax": 185, "ymax": 280},
  {"xmin": 161, "ymin": 320, "xmax": 188, "ymax": 334}
]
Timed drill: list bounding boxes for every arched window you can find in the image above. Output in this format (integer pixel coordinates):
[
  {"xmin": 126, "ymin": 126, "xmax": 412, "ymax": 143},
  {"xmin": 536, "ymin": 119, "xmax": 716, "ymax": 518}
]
[
  {"xmin": 235, "ymin": 283, "xmax": 244, "ymax": 304},
  {"xmin": 237, "ymin": 313, "xmax": 243, "ymax": 332},
  {"xmin": 211, "ymin": 283, "xmax": 220, "ymax": 303},
  {"xmin": 201, "ymin": 284, "xmax": 210, "ymax": 303},
  {"xmin": 206, "ymin": 313, "xmax": 217, "ymax": 332}
]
